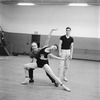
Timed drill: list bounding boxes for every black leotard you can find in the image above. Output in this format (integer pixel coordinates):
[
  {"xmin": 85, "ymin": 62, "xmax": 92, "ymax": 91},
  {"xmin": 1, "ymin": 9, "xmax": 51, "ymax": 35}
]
[{"xmin": 36, "ymin": 47, "xmax": 50, "ymax": 68}]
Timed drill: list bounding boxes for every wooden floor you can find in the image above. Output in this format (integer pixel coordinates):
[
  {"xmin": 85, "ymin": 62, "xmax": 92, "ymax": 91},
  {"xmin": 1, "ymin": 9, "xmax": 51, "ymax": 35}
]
[{"xmin": 0, "ymin": 55, "xmax": 100, "ymax": 100}]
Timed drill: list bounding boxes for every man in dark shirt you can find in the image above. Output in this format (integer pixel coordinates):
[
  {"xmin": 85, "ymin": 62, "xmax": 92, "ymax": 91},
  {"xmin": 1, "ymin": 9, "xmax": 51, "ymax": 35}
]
[{"xmin": 58, "ymin": 27, "xmax": 74, "ymax": 82}]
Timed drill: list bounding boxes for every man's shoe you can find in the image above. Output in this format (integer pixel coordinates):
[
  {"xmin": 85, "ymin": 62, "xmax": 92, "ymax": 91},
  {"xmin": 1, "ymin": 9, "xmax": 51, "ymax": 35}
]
[
  {"xmin": 29, "ymin": 79, "xmax": 34, "ymax": 83},
  {"xmin": 54, "ymin": 83, "xmax": 59, "ymax": 87},
  {"xmin": 21, "ymin": 78, "xmax": 29, "ymax": 85}
]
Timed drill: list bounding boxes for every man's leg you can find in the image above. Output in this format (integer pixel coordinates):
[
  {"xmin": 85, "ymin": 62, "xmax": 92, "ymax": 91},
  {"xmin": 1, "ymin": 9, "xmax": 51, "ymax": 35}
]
[
  {"xmin": 58, "ymin": 51, "xmax": 65, "ymax": 81},
  {"xmin": 63, "ymin": 58, "xmax": 70, "ymax": 82},
  {"xmin": 29, "ymin": 68, "xmax": 34, "ymax": 83},
  {"xmin": 63, "ymin": 50, "xmax": 70, "ymax": 82},
  {"xmin": 21, "ymin": 62, "xmax": 37, "ymax": 85},
  {"xmin": 58, "ymin": 60, "xmax": 64, "ymax": 80},
  {"xmin": 46, "ymin": 72, "xmax": 55, "ymax": 83},
  {"xmin": 45, "ymin": 72, "xmax": 59, "ymax": 87}
]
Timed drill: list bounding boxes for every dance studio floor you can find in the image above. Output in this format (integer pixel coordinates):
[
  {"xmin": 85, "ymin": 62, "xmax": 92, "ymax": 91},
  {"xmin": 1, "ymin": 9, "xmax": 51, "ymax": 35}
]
[{"xmin": 0, "ymin": 55, "xmax": 100, "ymax": 100}]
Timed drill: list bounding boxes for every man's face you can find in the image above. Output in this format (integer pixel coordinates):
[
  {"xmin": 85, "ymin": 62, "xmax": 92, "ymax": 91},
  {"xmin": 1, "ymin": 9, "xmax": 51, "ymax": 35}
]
[
  {"xmin": 31, "ymin": 42, "xmax": 38, "ymax": 49},
  {"xmin": 66, "ymin": 29, "xmax": 71, "ymax": 36}
]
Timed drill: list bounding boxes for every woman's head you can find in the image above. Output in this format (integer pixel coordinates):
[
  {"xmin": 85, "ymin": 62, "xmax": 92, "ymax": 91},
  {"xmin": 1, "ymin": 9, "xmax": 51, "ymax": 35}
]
[
  {"xmin": 49, "ymin": 44, "xmax": 58, "ymax": 51},
  {"xmin": 31, "ymin": 42, "xmax": 38, "ymax": 49}
]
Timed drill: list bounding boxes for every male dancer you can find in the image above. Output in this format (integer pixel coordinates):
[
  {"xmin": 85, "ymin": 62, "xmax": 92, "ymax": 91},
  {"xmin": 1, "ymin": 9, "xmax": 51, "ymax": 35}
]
[{"xmin": 58, "ymin": 27, "xmax": 74, "ymax": 82}]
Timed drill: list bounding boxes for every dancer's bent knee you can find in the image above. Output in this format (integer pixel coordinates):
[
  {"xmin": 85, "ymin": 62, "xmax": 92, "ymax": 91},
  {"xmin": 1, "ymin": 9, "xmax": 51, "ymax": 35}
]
[{"xmin": 24, "ymin": 64, "xmax": 29, "ymax": 70}]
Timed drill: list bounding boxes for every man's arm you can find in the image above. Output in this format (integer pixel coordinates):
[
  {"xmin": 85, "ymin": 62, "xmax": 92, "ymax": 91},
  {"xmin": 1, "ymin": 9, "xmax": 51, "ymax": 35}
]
[
  {"xmin": 70, "ymin": 43, "xmax": 74, "ymax": 60},
  {"xmin": 44, "ymin": 29, "xmax": 57, "ymax": 47},
  {"xmin": 29, "ymin": 50, "xmax": 37, "ymax": 62},
  {"xmin": 59, "ymin": 40, "xmax": 62, "ymax": 57}
]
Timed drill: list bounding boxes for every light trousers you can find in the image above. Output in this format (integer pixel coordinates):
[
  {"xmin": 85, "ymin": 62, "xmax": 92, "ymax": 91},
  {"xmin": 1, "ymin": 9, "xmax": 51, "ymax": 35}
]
[{"xmin": 58, "ymin": 50, "xmax": 71, "ymax": 79}]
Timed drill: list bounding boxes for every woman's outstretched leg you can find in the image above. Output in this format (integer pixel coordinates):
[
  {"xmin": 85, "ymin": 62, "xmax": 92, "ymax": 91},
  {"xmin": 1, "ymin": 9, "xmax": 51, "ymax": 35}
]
[
  {"xmin": 21, "ymin": 62, "xmax": 37, "ymax": 85},
  {"xmin": 43, "ymin": 64, "xmax": 71, "ymax": 92}
]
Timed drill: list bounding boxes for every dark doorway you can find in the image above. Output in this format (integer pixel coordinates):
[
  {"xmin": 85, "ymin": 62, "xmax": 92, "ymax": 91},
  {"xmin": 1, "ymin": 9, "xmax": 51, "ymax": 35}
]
[{"xmin": 31, "ymin": 35, "xmax": 40, "ymax": 47}]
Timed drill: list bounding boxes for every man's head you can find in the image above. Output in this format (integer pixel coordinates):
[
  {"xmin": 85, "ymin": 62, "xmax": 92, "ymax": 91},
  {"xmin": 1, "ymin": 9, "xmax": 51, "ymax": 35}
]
[
  {"xmin": 31, "ymin": 42, "xmax": 38, "ymax": 50},
  {"xmin": 66, "ymin": 27, "xmax": 71, "ymax": 36}
]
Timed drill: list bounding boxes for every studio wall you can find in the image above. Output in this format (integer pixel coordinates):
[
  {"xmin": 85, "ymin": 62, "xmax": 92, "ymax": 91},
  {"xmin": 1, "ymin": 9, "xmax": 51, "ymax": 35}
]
[
  {"xmin": 0, "ymin": 4, "xmax": 100, "ymax": 60},
  {"xmin": 0, "ymin": 5, "xmax": 2, "ymax": 26},
  {"xmin": 1, "ymin": 5, "xmax": 99, "ymax": 38}
]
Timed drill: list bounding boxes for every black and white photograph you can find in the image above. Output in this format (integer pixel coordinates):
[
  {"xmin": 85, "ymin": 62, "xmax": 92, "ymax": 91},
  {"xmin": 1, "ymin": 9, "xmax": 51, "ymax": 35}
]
[{"xmin": 0, "ymin": 0, "xmax": 100, "ymax": 100}]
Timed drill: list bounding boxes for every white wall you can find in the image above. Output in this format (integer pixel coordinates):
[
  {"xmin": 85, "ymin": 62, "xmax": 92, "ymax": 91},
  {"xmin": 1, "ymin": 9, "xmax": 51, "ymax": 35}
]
[
  {"xmin": 98, "ymin": 7, "xmax": 100, "ymax": 38},
  {"xmin": 1, "ymin": 5, "xmax": 100, "ymax": 38},
  {"xmin": 0, "ymin": 4, "xmax": 2, "ymax": 27}
]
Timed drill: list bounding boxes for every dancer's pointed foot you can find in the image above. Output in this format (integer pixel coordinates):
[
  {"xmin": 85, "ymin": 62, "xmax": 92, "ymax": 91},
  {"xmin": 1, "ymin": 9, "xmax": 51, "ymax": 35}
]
[{"xmin": 62, "ymin": 84, "xmax": 71, "ymax": 92}]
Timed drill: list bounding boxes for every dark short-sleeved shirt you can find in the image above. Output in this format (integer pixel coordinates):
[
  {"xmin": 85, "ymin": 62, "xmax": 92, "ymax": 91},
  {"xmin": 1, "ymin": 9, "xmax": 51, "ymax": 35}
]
[
  {"xmin": 30, "ymin": 49, "xmax": 40, "ymax": 59},
  {"xmin": 60, "ymin": 35, "xmax": 74, "ymax": 49}
]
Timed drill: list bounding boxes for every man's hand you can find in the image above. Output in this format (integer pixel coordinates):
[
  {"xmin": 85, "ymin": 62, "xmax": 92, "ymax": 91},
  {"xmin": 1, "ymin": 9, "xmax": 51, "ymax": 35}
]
[
  {"xmin": 65, "ymin": 55, "xmax": 72, "ymax": 60},
  {"xmin": 69, "ymin": 55, "xmax": 72, "ymax": 60}
]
